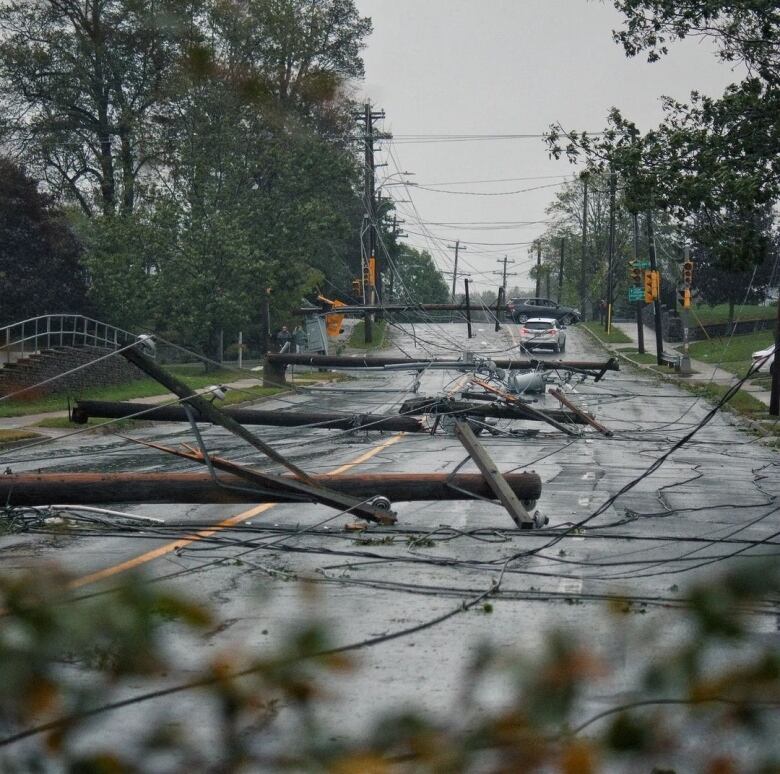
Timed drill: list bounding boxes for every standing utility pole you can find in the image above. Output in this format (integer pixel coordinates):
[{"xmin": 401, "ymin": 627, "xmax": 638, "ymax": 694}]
[
  {"xmin": 558, "ymin": 238, "xmax": 565, "ymax": 303},
  {"xmin": 535, "ymin": 242, "xmax": 542, "ymax": 298},
  {"xmin": 451, "ymin": 240, "xmax": 461, "ymax": 301},
  {"xmin": 771, "ymin": 291, "xmax": 780, "ymax": 416},
  {"xmin": 633, "ymin": 212, "xmax": 645, "ymax": 354},
  {"xmin": 579, "ymin": 173, "xmax": 589, "ymax": 319},
  {"xmin": 357, "ymin": 103, "xmax": 385, "ymax": 343},
  {"xmin": 493, "ymin": 255, "xmax": 517, "ymax": 328},
  {"xmin": 605, "ymin": 170, "xmax": 617, "ymax": 333},
  {"xmin": 497, "ymin": 254, "xmax": 515, "ymax": 290},
  {"xmin": 646, "ymin": 210, "xmax": 664, "ymax": 365},
  {"xmin": 464, "ymin": 278, "xmax": 473, "ymax": 338}
]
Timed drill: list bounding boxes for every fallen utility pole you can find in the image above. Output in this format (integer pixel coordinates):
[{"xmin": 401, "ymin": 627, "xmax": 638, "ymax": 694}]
[
  {"xmin": 264, "ymin": 353, "xmax": 619, "ymax": 388},
  {"xmin": 549, "ymin": 388, "xmax": 613, "ymax": 437},
  {"xmin": 453, "ymin": 419, "xmax": 545, "ymax": 528},
  {"xmin": 72, "ymin": 400, "xmax": 425, "ymax": 433},
  {"xmin": 295, "ymin": 302, "xmax": 507, "ymax": 315},
  {"xmin": 120, "ymin": 345, "xmax": 396, "ymax": 524},
  {"xmin": 399, "ymin": 397, "xmax": 592, "ymax": 425},
  {"xmin": 268, "ymin": 353, "xmax": 619, "ymax": 370},
  {"xmin": 0, "ymin": 471, "xmax": 543, "ymax": 508}
]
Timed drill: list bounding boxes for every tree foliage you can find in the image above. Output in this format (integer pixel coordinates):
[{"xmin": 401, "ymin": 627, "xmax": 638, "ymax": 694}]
[
  {"xmin": 0, "ymin": 1, "xmax": 374, "ymax": 352},
  {"xmin": 2, "ymin": 555, "xmax": 780, "ymax": 770},
  {"xmin": 0, "ymin": 158, "xmax": 89, "ymax": 325},
  {"xmin": 389, "ymin": 245, "xmax": 450, "ymax": 305},
  {"xmin": 546, "ymin": 1, "xmax": 780, "ymax": 279},
  {"xmin": 0, "ymin": 0, "xmax": 197, "ymax": 216}
]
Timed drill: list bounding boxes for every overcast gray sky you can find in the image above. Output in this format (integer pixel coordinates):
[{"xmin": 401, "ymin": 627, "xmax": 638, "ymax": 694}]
[{"xmin": 354, "ymin": 0, "xmax": 741, "ymax": 293}]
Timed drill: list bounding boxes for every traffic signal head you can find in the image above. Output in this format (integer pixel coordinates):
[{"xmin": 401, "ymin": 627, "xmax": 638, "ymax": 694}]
[
  {"xmin": 351, "ymin": 278, "xmax": 362, "ymax": 295},
  {"xmin": 644, "ymin": 270, "xmax": 654, "ymax": 303},
  {"xmin": 629, "ymin": 267, "xmax": 642, "ymax": 285},
  {"xmin": 678, "ymin": 287, "xmax": 691, "ymax": 309},
  {"xmin": 682, "ymin": 260, "xmax": 693, "ymax": 286},
  {"xmin": 651, "ymin": 270, "xmax": 660, "ymax": 299}
]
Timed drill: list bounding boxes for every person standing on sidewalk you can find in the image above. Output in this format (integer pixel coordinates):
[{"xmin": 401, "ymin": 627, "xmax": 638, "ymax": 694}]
[{"xmin": 276, "ymin": 326, "xmax": 292, "ymax": 353}]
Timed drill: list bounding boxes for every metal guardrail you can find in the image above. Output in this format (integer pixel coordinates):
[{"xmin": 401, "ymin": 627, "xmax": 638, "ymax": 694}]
[{"xmin": 0, "ymin": 315, "xmax": 137, "ymax": 364}]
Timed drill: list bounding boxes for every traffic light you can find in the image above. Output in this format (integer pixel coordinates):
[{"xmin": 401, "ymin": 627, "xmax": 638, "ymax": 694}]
[
  {"xmin": 682, "ymin": 260, "xmax": 693, "ymax": 286},
  {"xmin": 644, "ymin": 270, "xmax": 654, "ymax": 303},
  {"xmin": 678, "ymin": 287, "xmax": 691, "ymax": 309},
  {"xmin": 651, "ymin": 270, "xmax": 660, "ymax": 299},
  {"xmin": 629, "ymin": 265, "xmax": 642, "ymax": 285},
  {"xmin": 351, "ymin": 278, "xmax": 362, "ymax": 297}
]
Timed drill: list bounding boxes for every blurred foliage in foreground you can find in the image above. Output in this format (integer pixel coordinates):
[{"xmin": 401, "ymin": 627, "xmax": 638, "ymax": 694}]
[{"xmin": 0, "ymin": 558, "xmax": 778, "ymax": 771}]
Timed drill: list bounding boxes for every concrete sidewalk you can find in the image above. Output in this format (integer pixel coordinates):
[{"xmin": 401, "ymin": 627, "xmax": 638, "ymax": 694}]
[{"xmin": 605, "ymin": 321, "xmax": 772, "ymax": 408}]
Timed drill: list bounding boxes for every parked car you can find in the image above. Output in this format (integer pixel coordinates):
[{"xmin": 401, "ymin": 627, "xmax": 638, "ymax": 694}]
[
  {"xmin": 752, "ymin": 344, "xmax": 775, "ymax": 373},
  {"xmin": 506, "ymin": 297, "xmax": 580, "ymax": 324},
  {"xmin": 517, "ymin": 317, "xmax": 567, "ymax": 353}
]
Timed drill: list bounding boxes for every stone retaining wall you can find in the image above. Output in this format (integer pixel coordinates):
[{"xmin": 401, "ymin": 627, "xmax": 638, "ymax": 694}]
[{"xmin": 0, "ymin": 346, "xmax": 145, "ymax": 398}]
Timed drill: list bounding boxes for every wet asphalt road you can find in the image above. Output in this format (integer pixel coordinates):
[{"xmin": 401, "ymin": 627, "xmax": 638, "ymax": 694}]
[{"xmin": 2, "ymin": 321, "xmax": 779, "ymax": 764}]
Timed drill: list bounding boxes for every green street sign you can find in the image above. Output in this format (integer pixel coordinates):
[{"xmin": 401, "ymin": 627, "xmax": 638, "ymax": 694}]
[
  {"xmin": 632, "ymin": 260, "xmax": 650, "ymax": 269},
  {"xmin": 628, "ymin": 287, "xmax": 645, "ymax": 302}
]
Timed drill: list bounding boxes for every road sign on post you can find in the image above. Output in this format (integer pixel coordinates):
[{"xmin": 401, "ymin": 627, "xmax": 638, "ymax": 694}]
[{"xmin": 628, "ymin": 287, "xmax": 645, "ymax": 302}]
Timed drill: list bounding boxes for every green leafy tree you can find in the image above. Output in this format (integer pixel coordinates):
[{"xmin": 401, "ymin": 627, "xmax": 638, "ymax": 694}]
[
  {"xmin": 546, "ymin": 2, "xmax": 780, "ymax": 291},
  {"xmin": 0, "ymin": 0, "xmax": 198, "ymax": 216},
  {"xmin": 389, "ymin": 245, "xmax": 450, "ymax": 305},
  {"xmin": 0, "ymin": 158, "xmax": 89, "ymax": 325}
]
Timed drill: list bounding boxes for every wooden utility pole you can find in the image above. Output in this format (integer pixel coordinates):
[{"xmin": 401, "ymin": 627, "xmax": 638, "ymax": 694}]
[
  {"xmin": 535, "ymin": 242, "xmax": 542, "ymax": 297},
  {"xmin": 633, "ymin": 213, "xmax": 645, "ymax": 354},
  {"xmin": 0, "ymin": 471, "xmax": 543, "ymax": 508},
  {"xmin": 605, "ymin": 170, "xmax": 617, "ymax": 333},
  {"xmin": 580, "ymin": 172, "xmax": 589, "ymax": 318},
  {"xmin": 451, "ymin": 240, "xmax": 461, "ymax": 301},
  {"xmin": 558, "ymin": 238, "xmax": 565, "ymax": 302},
  {"xmin": 464, "ymin": 278, "xmax": 473, "ymax": 338},
  {"xmin": 358, "ymin": 103, "xmax": 385, "ymax": 344},
  {"xmin": 646, "ymin": 209, "xmax": 664, "ymax": 366},
  {"xmin": 771, "ymin": 293, "xmax": 780, "ymax": 416}
]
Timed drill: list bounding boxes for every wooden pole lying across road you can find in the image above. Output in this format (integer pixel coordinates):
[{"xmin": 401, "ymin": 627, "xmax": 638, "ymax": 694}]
[
  {"xmin": 72, "ymin": 400, "xmax": 425, "ymax": 433},
  {"xmin": 266, "ymin": 353, "xmax": 619, "ymax": 371},
  {"xmin": 0, "ymin": 471, "xmax": 543, "ymax": 508},
  {"xmin": 73, "ymin": 399, "xmax": 589, "ymax": 431}
]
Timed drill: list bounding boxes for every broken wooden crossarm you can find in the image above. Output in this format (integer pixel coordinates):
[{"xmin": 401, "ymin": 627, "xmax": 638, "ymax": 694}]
[
  {"xmin": 469, "ymin": 378, "xmax": 581, "ymax": 437},
  {"xmin": 549, "ymin": 388, "xmax": 613, "ymax": 437},
  {"xmin": 0, "ymin": 471, "xmax": 543, "ymax": 508},
  {"xmin": 119, "ymin": 344, "xmax": 397, "ymax": 524},
  {"xmin": 71, "ymin": 400, "xmax": 424, "ymax": 433}
]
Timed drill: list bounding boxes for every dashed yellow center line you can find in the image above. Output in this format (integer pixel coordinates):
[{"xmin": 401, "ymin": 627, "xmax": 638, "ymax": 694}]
[{"xmin": 67, "ymin": 433, "xmax": 406, "ymax": 590}]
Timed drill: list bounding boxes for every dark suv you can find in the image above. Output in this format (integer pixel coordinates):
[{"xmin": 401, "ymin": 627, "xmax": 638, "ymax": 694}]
[{"xmin": 506, "ymin": 297, "xmax": 581, "ymax": 324}]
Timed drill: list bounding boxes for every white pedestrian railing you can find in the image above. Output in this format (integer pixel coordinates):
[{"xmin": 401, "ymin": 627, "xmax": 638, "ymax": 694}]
[{"xmin": 0, "ymin": 315, "xmax": 137, "ymax": 364}]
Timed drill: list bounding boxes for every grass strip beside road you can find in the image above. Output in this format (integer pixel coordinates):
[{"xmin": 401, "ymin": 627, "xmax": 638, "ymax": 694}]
[
  {"xmin": 680, "ymin": 381, "xmax": 769, "ymax": 419},
  {"xmin": 581, "ymin": 321, "xmax": 632, "ymax": 344},
  {"xmin": 0, "ymin": 428, "xmax": 44, "ymax": 445},
  {"xmin": 348, "ymin": 320, "xmax": 387, "ymax": 350},
  {"xmin": 687, "ymin": 330, "xmax": 773, "ymax": 380},
  {"xmin": 0, "ymin": 366, "xmax": 348, "ymax": 419},
  {"xmin": 692, "ymin": 303, "xmax": 776, "ymax": 326}
]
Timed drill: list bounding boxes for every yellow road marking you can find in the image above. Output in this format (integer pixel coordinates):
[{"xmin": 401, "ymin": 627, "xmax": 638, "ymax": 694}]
[{"xmin": 68, "ymin": 433, "xmax": 405, "ymax": 590}]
